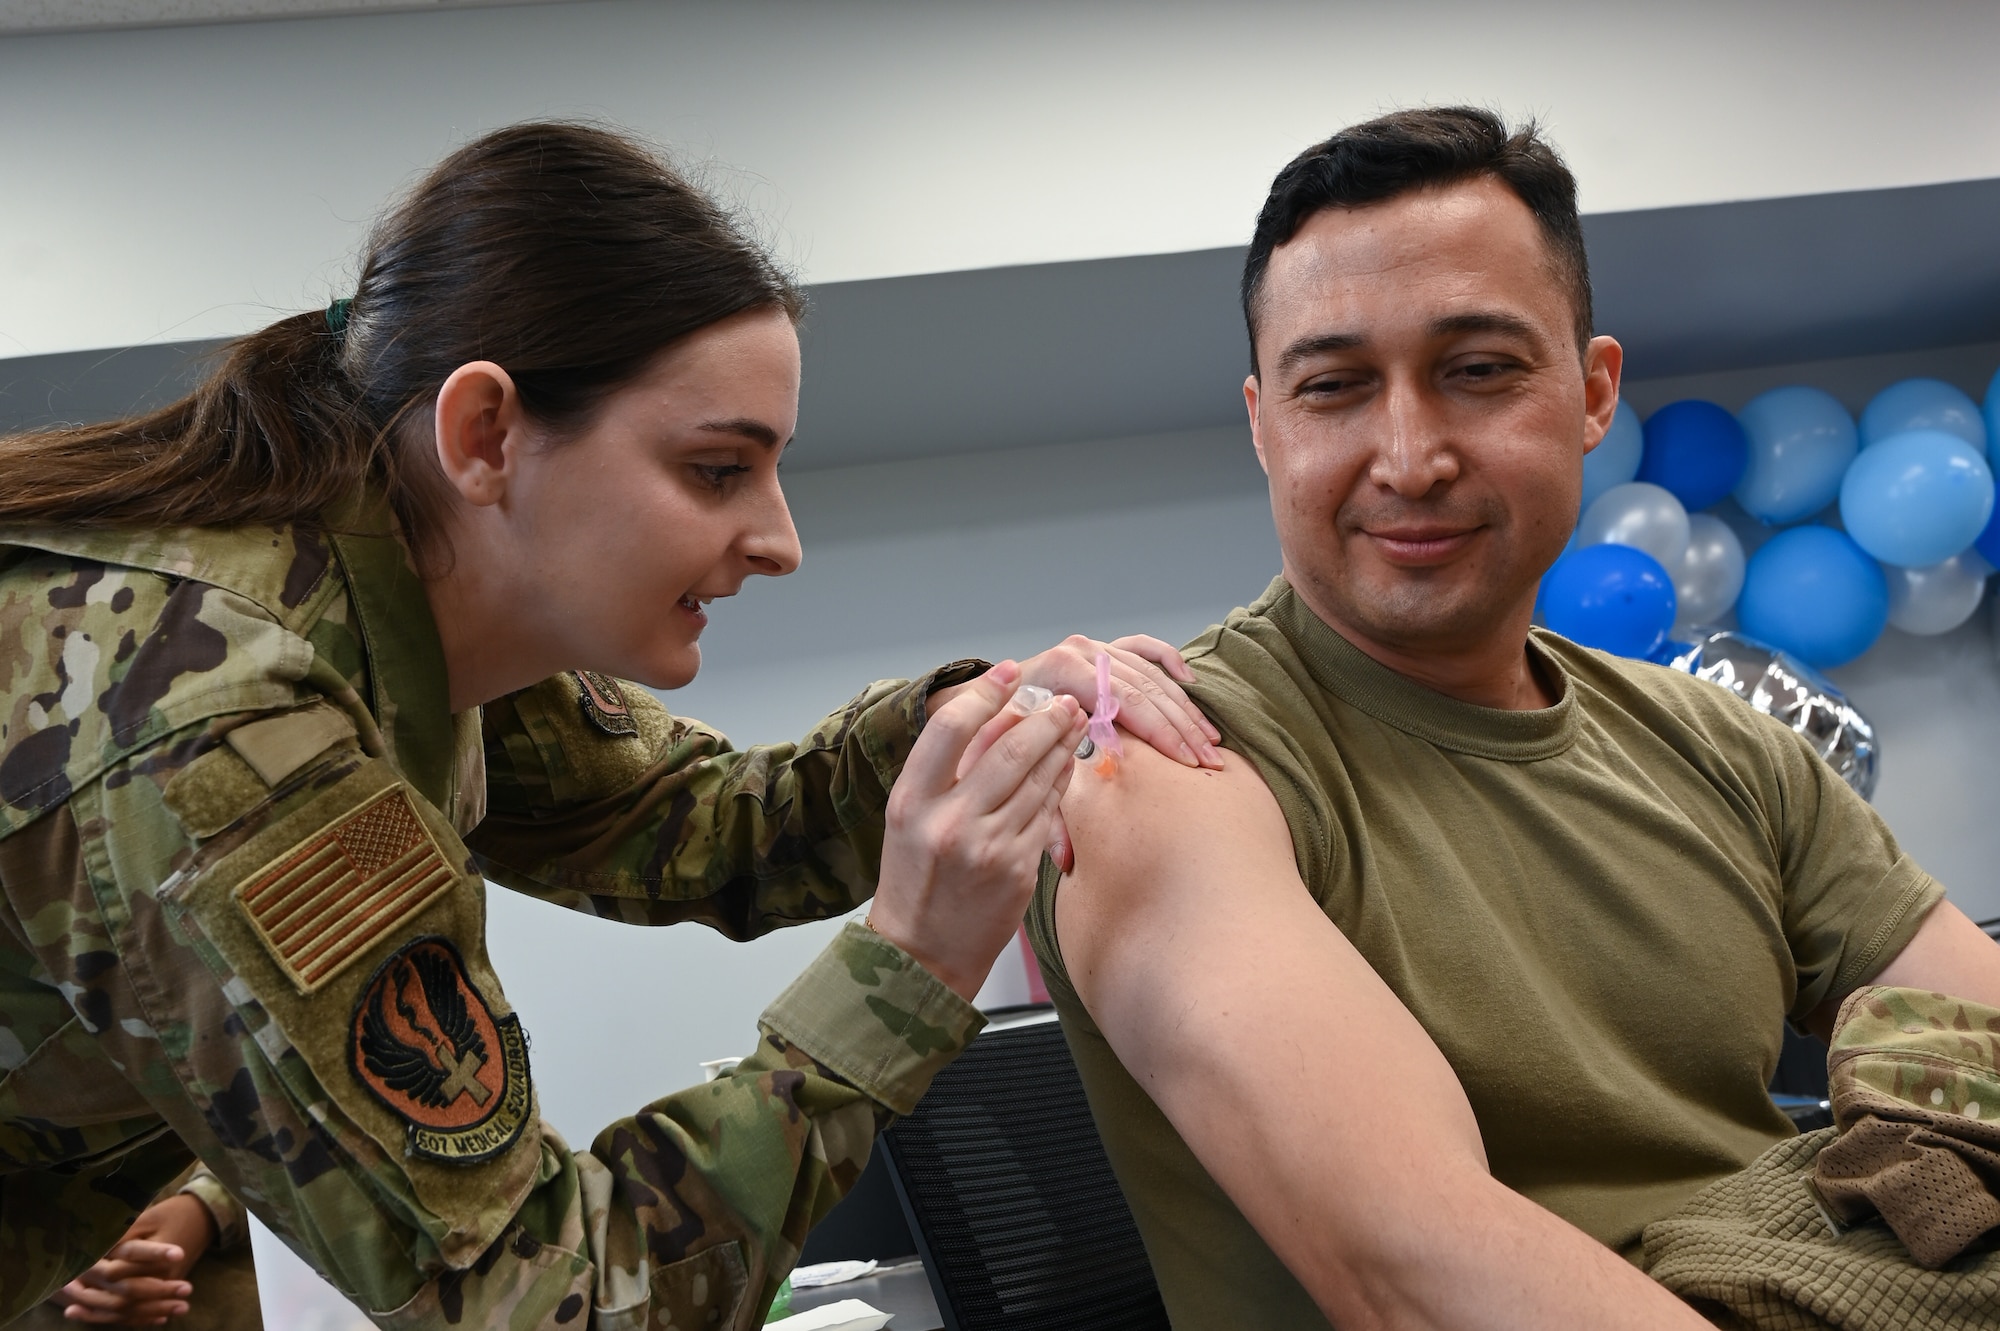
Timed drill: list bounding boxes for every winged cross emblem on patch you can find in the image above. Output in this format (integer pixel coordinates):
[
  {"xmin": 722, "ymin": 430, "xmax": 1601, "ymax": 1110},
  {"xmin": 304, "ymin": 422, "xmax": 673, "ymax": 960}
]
[
  {"xmin": 347, "ymin": 936, "xmax": 532, "ymax": 1164},
  {"xmin": 361, "ymin": 943, "xmax": 491, "ymax": 1109}
]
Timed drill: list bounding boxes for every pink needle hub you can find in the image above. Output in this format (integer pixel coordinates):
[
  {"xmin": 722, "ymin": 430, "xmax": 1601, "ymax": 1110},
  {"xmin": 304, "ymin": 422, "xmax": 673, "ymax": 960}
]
[{"xmin": 1088, "ymin": 651, "xmax": 1123, "ymax": 777}]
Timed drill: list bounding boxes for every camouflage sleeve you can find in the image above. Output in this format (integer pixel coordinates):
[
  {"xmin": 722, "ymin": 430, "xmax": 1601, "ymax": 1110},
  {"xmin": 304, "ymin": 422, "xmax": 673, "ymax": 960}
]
[
  {"xmin": 6, "ymin": 706, "xmax": 979, "ymax": 1328},
  {"xmin": 173, "ymin": 1162, "xmax": 249, "ymax": 1252},
  {"xmin": 469, "ymin": 661, "xmax": 989, "ymax": 934}
]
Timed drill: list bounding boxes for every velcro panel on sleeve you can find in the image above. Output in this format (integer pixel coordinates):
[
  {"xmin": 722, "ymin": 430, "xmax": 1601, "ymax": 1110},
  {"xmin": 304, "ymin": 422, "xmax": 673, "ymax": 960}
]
[
  {"xmin": 503, "ymin": 671, "xmax": 685, "ymax": 806},
  {"xmin": 157, "ymin": 755, "xmax": 540, "ymax": 1268},
  {"xmin": 761, "ymin": 921, "xmax": 985, "ymax": 1116},
  {"xmin": 225, "ymin": 702, "xmax": 358, "ymax": 787},
  {"xmin": 162, "ymin": 747, "xmax": 276, "ymax": 841}
]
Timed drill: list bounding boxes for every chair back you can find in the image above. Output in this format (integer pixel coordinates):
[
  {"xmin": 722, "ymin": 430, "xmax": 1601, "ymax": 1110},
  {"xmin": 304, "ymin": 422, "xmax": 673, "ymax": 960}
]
[{"xmin": 881, "ymin": 1006, "xmax": 1169, "ymax": 1331}]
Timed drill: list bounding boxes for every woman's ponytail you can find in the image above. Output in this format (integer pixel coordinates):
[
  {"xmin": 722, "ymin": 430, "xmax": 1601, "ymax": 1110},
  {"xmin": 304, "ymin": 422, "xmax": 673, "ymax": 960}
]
[{"xmin": 0, "ymin": 307, "xmax": 380, "ymax": 530}]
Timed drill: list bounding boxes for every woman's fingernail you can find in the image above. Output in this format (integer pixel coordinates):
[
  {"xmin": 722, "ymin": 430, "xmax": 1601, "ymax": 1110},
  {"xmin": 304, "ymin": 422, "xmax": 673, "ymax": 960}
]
[
  {"xmin": 1178, "ymin": 742, "xmax": 1196, "ymax": 765},
  {"xmin": 1203, "ymin": 744, "xmax": 1224, "ymax": 766},
  {"xmin": 990, "ymin": 660, "xmax": 1020, "ymax": 684}
]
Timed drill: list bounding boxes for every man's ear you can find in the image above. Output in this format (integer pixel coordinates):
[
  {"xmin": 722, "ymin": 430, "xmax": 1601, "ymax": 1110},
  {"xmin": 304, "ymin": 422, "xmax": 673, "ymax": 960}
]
[
  {"xmin": 1244, "ymin": 373, "xmax": 1271, "ymax": 476},
  {"xmin": 433, "ymin": 361, "xmax": 527, "ymax": 507},
  {"xmin": 1579, "ymin": 335, "xmax": 1624, "ymax": 456}
]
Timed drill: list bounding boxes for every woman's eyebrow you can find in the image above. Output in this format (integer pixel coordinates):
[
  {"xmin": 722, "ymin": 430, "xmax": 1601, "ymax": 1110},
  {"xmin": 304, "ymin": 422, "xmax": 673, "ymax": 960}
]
[{"xmin": 698, "ymin": 418, "xmax": 785, "ymax": 448}]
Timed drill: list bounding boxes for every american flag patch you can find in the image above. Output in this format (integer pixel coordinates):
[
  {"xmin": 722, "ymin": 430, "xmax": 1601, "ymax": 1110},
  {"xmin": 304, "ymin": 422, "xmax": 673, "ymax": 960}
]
[{"xmin": 236, "ymin": 787, "xmax": 458, "ymax": 993}]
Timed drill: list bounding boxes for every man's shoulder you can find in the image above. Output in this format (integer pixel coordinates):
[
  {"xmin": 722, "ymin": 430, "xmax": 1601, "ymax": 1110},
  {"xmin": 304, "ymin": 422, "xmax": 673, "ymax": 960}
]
[
  {"xmin": 1535, "ymin": 629, "xmax": 1804, "ymax": 774},
  {"xmin": 1049, "ymin": 733, "xmax": 1304, "ymax": 978},
  {"xmin": 1538, "ymin": 630, "xmax": 1771, "ymax": 723},
  {"xmin": 1181, "ymin": 585, "xmax": 1325, "ymax": 732}
]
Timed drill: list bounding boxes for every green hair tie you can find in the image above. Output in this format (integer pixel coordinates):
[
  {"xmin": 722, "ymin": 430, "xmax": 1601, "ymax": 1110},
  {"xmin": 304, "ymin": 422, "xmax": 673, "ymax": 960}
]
[{"xmin": 324, "ymin": 297, "xmax": 354, "ymax": 337}]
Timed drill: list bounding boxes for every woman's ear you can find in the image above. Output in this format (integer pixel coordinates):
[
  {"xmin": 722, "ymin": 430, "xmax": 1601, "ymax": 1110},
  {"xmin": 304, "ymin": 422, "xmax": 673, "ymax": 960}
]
[{"xmin": 433, "ymin": 361, "xmax": 527, "ymax": 506}]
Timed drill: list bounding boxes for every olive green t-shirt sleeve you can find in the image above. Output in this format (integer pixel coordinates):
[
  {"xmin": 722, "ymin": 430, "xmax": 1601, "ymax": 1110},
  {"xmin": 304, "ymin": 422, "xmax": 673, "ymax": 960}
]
[{"xmin": 1760, "ymin": 717, "xmax": 1943, "ymax": 1023}]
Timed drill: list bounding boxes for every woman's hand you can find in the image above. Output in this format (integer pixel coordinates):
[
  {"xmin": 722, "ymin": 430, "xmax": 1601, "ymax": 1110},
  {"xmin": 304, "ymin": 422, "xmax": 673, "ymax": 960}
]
[
  {"xmin": 871, "ymin": 661, "xmax": 1088, "ymax": 999},
  {"xmin": 55, "ymin": 1193, "xmax": 213, "ymax": 1325},
  {"xmin": 933, "ymin": 635, "xmax": 1221, "ymax": 771}
]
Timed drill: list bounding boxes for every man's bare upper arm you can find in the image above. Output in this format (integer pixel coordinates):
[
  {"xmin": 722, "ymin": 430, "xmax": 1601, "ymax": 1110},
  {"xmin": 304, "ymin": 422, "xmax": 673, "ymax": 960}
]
[
  {"xmin": 1805, "ymin": 899, "xmax": 2000, "ymax": 1038},
  {"xmin": 1052, "ymin": 738, "xmax": 1488, "ymax": 1234},
  {"xmin": 1050, "ymin": 738, "xmax": 1712, "ymax": 1331}
]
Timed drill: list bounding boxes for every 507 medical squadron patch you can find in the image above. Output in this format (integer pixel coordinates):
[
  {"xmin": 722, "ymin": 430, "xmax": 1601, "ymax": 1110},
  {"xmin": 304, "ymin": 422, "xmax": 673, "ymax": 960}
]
[{"xmin": 349, "ymin": 937, "xmax": 531, "ymax": 1164}]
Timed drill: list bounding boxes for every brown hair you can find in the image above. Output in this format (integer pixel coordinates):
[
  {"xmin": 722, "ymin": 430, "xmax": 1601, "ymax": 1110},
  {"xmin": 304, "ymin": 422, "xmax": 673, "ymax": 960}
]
[
  {"xmin": 0, "ymin": 121, "xmax": 802, "ymax": 567},
  {"xmin": 1242, "ymin": 107, "xmax": 1592, "ymax": 371}
]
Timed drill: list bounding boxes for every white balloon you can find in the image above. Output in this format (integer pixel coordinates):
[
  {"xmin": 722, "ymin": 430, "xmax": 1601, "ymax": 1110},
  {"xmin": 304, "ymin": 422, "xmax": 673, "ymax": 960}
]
[
  {"xmin": 1885, "ymin": 551, "xmax": 1990, "ymax": 635},
  {"xmin": 1673, "ymin": 514, "xmax": 1747, "ymax": 629},
  {"xmin": 1577, "ymin": 482, "xmax": 1691, "ymax": 571}
]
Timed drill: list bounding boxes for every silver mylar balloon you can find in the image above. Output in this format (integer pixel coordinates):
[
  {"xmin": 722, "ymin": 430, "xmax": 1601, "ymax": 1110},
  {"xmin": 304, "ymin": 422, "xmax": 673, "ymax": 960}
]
[{"xmin": 1666, "ymin": 628, "xmax": 1879, "ymax": 800}]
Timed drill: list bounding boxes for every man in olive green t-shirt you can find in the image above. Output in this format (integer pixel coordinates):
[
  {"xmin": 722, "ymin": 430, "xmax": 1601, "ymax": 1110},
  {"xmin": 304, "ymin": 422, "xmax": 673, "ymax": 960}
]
[{"xmin": 1028, "ymin": 108, "xmax": 2000, "ymax": 1330}]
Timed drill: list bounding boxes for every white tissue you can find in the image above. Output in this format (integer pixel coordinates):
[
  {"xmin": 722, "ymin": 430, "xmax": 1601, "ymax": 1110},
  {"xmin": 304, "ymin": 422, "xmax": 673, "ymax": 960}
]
[
  {"xmin": 772, "ymin": 1299, "xmax": 892, "ymax": 1330},
  {"xmin": 790, "ymin": 1259, "xmax": 879, "ymax": 1288}
]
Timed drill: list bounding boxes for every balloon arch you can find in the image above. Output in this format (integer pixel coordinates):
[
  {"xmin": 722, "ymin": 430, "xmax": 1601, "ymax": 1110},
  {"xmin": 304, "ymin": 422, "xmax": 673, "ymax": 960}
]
[
  {"xmin": 1537, "ymin": 372, "xmax": 2000, "ymax": 798},
  {"xmin": 1543, "ymin": 372, "xmax": 2000, "ymax": 672}
]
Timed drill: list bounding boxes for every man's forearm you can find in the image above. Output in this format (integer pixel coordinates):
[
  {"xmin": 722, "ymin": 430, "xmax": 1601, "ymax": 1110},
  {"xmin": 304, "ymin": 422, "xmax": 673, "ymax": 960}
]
[
  {"xmin": 1275, "ymin": 1157, "xmax": 1706, "ymax": 1330},
  {"xmin": 1132, "ymin": 964, "xmax": 1706, "ymax": 1330}
]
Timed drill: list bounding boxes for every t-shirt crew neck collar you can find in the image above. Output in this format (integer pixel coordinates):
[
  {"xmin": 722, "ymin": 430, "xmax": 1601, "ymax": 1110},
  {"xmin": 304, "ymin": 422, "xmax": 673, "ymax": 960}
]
[{"xmin": 1265, "ymin": 577, "xmax": 1579, "ymax": 762}]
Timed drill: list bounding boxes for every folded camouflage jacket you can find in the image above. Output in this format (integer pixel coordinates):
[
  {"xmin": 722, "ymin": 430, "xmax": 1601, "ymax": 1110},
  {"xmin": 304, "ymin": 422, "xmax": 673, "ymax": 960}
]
[
  {"xmin": 1642, "ymin": 987, "xmax": 2000, "ymax": 1329},
  {"xmin": 0, "ymin": 501, "xmax": 987, "ymax": 1329}
]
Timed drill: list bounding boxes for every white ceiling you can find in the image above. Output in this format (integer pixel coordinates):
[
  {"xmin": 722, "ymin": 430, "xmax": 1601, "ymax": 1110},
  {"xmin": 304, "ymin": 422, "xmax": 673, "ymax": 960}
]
[
  {"xmin": 0, "ymin": 0, "xmax": 575, "ymax": 34},
  {"xmin": 9, "ymin": 0, "xmax": 2000, "ymax": 358}
]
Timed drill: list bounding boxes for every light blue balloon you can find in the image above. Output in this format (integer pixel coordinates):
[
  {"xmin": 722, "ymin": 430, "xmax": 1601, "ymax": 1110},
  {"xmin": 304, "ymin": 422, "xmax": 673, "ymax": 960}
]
[
  {"xmin": 1860, "ymin": 377, "xmax": 1986, "ymax": 453},
  {"xmin": 1839, "ymin": 429, "xmax": 1995, "ymax": 567},
  {"xmin": 1736, "ymin": 526, "xmax": 1888, "ymax": 668},
  {"xmin": 1734, "ymin": 386, "xmax": 1856, "ymax": 525},
  {"xmin": 1581, "ymin": 401, "xmax": 1643, "ymax": 514}
]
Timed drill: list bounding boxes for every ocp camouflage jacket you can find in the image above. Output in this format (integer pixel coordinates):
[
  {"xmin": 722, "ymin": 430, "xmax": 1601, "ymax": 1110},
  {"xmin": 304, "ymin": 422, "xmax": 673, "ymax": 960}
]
[{"xmin": 0, "ymin": 499, "xmax": 986, "ymax": 1329}]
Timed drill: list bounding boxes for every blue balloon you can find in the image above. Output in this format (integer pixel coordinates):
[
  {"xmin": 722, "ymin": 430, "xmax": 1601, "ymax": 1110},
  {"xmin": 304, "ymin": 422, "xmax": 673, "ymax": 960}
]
[
  {"xmin": 1734, "ymin": 386, "xmax": 1857, "ymax": 525},
  {"xmin": 1537, "ymin": 544, "xmax": 1677, "ymax": 660},
  {"xmin": 1860, "ymin": 377, "xmax": 1986, "ymax": 453},
  {"xmin": 1581, "ymin": 401, "xmax": 1644, "ymax": 514},
  {"xmin": 1985, "ymin": 365, "xmax": 2000, "ymax": 466},
  {"xmin": 1839, "ymin": 429, "xmax": 1995, "ymax": 567},
  {"xmin": 1979, "ymin": 479, "xmax": 2000, "ymax": 568},
  {"xmin": 1736, "ymin": 527, "xmax": 1888, "ymax": 669},
  {"xmin": 1639, "ymin": 400, "xmax": 1749, "ymax": 511}
]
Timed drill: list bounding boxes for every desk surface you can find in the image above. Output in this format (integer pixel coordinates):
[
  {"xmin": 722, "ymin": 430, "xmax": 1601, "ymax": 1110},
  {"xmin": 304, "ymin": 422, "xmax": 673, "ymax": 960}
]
[{"xmin": 788, "ymin": 1259, "xmax": 943, "ymax": 1330}]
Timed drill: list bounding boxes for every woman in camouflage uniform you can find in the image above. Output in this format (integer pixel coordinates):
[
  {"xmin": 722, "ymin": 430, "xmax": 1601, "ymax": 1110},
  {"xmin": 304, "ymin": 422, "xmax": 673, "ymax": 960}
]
[{"xmin": 0, "ymin": 122, "xmax": 1220, "ymax": 1327}]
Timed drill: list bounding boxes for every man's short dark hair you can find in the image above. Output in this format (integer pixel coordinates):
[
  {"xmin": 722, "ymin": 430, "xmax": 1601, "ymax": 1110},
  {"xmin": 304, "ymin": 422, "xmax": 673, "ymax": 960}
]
[{"xmin": 1241, "ymin": 107, "xmax": 1593, "ymax": 371}]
